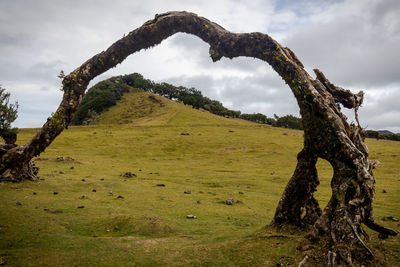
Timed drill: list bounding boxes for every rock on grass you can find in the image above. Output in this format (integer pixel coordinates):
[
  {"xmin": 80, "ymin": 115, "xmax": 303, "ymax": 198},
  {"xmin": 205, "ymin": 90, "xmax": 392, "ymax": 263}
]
[
  {"xmin": 382, "ymin": 216, "xmax": 399, "ymax": 222},
  {"xmin": 226, "ymin": 198, "xmax": 234, "ymax": 205},
  {"xmin": 121, "ymin": 172, "xmax": 136, "ymax": 178}
]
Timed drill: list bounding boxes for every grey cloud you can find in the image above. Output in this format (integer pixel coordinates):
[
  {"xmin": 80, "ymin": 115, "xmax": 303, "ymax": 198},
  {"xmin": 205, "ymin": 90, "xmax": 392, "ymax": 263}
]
[
  {"xmin": 165, "ymin": 71, "xmax": 299, "ymax": 117},
  {"xmin": 214, "ymin": 73, "xmax": 299, "ymax": 116},
  {"xmin": 284, "ymin": 0, "xmax": 400, "ymax": 88},
  {"xmin": 0, "ymin": 0, "xmax": 399, "ymax": 132},
  {"xmin": 167, "ymin": 33, "xmax": 265, "ymax": 73},
  {"xmin": 357, "ymin": 87, "xmax": 400, "ymax": 131},
  {"xmin": 26, "ymin": 60, "xmax": 64, "ymax": 83},
  {"xmin": 164, "ymin": 74, "xmax": 219, "ymax": 99}
]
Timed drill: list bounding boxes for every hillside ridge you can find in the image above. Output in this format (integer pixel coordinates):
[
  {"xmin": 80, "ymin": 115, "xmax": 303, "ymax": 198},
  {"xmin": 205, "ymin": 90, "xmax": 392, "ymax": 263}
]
[
  {"xmin": 72, "ymin": 73, "xmax": 304, "ymax": 129},
  {"xmin": 95, "ymin": 90, "xmax": 252, "ymax": 126}
]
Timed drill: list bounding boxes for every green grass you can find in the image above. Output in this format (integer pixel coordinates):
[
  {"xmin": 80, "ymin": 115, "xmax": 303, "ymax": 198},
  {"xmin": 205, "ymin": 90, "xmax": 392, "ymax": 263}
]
[{"xmin": 0, "ymin": 91, "xmax": 399, "ymax": 266}]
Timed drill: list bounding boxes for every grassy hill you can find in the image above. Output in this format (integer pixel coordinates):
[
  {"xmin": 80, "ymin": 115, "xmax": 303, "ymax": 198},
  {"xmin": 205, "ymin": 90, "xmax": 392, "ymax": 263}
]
[
  {"xmin": 94, "ymin": 90, "xmax": 251, "ymax": 127},
  {"xmin": 0, "ymin": 91, "xmax": 399, "ymax": 266}
]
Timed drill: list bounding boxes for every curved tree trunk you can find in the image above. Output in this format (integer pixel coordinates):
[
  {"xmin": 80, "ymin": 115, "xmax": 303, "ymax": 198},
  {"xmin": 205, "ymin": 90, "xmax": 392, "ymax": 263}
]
[{"xmin": 0, "ymin": 11, "xmax": 396, "ymax": 265}]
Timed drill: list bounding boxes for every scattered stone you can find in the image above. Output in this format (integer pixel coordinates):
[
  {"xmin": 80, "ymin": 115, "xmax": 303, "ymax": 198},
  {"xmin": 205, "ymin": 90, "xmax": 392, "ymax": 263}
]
[
  {"xmin": 53, "ymin": 191, "xmax": 58, "ymax": 195},
  {"xmin": 186, "ymin": 215, "xmax": 197, "ymax": 219},
  {"xmin": 116, "ymin": 195, "xmax": 124, "ymax": 199},
  {"xmin": 226, "ymin": 198, "xmax": 234, "ymax": 205},
  {"xmin": 81, "ymin": 179, "xmax": 86, "ymax": 182},
  {"xmin": 44, "ymin": 208, "xmax": 63, "ymax": 214},
  {"xmin": 108, "ymin": 191, "xmax": 113, "ymax": 196},
  {"xmin": 239, "ymin": 191, "xmax": 244, "ymax": 194},
  {"xmin": 139, "ymin": 169, "xmax": 142, "ymax": 172},
  {"xmin": 70, "ymin": 166, "xmax": 75, "ymax": 169},
  {"xmin": 92, "ymin": 189, "xmax": 96, "ymax": 192},
  {"xmin": 0, "ymin": 256, "xmax": 6, "ymax": 265},
  {"xmin": 100, "ymin": 178, "xmax": 104, "ymax": 181},
  {"xmin": 16, "ymin": 201, "xmax": 22, "ymax": 206},
  {"xmin": 56, "ymin": 156, "xmax": 74, "ymax": 161},
  {"xmin": 382, "ymin": 189, "xmax": 387, "ymax": 193},
  {"xmin": 33, "ymin": 192, "xmax": 37, "ymax": 195},
  {"xmin": 121, "ymin": 172, "xmax": 136, "ymax": 178},
  {"xmin": 184, "ymin": 190, "xmax": 191, "ymax": 194},
  {"xmin": 228, "ymin": 130, "xmax": 234, "ymax": 132},
  {"xmin": 196, "ymin": 200, "xmax": 201, "ymax": 204},
  {"xmin": 77, "ymin": 206, "xmax": 85, "ymax": 209},
  {"xmin": 283, "ymin": 133, "xmax": 288, "ymax": 136},
  {"xmin": 382, "ymin": 216, "xmax": 399, "ymax": 222},
  {"xmin": 79, "ymin": 195, "xmax": 87, "ymax": 199},
  {"xmin": 180, "ymin": 132, "xmax": 190, "ymax": 135},
  {"xmin": 156, "ymin": 184, "xmax": 165, "ymax": 187},
  {"xmin": 93, "ymin": 132, "xmax": 97, "ymax": 134},
  {"xmin": 59, "ymin": 171, "xmax": 64, "ymax": 174}
]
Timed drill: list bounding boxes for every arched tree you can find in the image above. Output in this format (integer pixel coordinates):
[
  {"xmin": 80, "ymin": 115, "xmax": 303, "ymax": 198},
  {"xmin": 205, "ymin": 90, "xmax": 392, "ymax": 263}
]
[{"xmin": 0, "ymin": 11, "xmax": 396, "ymax": 265}]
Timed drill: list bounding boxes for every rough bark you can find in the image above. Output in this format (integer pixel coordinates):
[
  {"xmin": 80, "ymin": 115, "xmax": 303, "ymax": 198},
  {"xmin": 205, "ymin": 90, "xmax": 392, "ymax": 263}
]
[
  {"xmin": 0, "ymin": 11, "xmax": 396, "ymax": 265},
  {"xmin": 0, "ymin": 143, "xmax": 38, "ymax": 182},
  {"xmin": 272, "ymin": 148, "xmax": 321, "ymax": 226}
]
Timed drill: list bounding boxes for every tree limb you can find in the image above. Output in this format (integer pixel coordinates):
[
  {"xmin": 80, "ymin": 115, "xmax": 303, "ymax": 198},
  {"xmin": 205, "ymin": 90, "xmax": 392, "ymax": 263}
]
[{"xmin": 314, "ymin": 69, "xmax": 363, "ymax": 109}]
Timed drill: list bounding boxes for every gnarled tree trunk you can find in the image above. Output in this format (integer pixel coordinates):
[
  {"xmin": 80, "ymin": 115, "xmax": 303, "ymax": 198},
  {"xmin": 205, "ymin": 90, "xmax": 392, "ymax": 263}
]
[
  {"xmin": 273, "ymin": 147, "xmax": 321, "ymax": 226},
  {"xmin": 0, "ymin": 11, "xmax": 396, "ymax": 265}
]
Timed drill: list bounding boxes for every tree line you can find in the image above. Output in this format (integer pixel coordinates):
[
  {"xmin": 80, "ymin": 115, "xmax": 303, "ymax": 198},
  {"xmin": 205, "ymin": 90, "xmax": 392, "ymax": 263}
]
[
  {"xmin": 72, "ymin": 73, "xmax": 303, "ymax": 129},
  {"xmin": 365, "ymin": 130, "xmax": 400, "ymax": 141}
]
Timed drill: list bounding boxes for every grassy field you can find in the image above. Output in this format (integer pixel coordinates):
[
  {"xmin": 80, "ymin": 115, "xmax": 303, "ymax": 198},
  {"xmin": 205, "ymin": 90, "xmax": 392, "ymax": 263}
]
[{"xmin": 0, "ymin": 91, "xmax": 399, "ymax": 266}]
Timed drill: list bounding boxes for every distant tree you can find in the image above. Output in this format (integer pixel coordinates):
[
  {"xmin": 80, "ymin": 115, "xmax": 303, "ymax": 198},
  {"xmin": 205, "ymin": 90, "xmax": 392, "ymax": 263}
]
[
  {"xmin": 365, "ymin": 130, "xmax": 400, "ymax": 142},
  {"xmin": 71, "ymin": 79, "xmax": 130, "ymax": 125},
  {"xmin": 0, "ymin": 86, "xmax": 18, "ymax": 144},
  {"xmin": 273, "ymin": 114, "xmax": 303, "ymax": 130},
  {"xmin": 366, "ymin": 130, "xmax": 379, "ymax": 139}
]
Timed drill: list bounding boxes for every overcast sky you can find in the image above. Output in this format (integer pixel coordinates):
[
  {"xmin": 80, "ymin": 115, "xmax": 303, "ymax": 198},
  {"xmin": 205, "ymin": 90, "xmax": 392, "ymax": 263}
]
[{"xmin": 0, "ymin": 0, "xmax": 399, "ymax": 132}]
